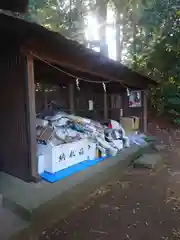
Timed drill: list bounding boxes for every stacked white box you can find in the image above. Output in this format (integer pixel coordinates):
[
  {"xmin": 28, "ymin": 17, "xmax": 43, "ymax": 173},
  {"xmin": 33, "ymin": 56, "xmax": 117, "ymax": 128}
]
[{"xmin": 43, "ymin": 139, "xmax": 96, "ymax": 174}]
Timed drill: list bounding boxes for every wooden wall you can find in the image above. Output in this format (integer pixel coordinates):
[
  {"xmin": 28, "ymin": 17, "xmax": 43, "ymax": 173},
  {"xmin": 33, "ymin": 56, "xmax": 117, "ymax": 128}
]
[
  {"xmin": 35, "ymin": 84, "xmax": 69, "ymax": 114},
  {"xmin": 75, "ymin": 89, "xmax": 104, "ymax": 121},
  {"xmin": 108, "ymin": 94, "xmax": 123, "ymax": 121},
  {"xmin": 35, "ymin": 84, "xmax": 146, "ymax": 129},
  {"xmin": 35, "ymin": 85, "xmax": 106, "ymax": 121},
  {"xmin": 0, "ymin": 50, "xmax": 33, "ymax": 181}
]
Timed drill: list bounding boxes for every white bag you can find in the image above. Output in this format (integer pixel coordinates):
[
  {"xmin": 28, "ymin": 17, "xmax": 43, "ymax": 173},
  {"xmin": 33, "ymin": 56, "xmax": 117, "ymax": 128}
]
[
  {"xmin": 110, "ymin": 120, "xmax": 126, "ymax": 137},
  {"xmin": 53, "ymin": 117, "xmax": 69, "ymax": 127},
  {"xmin": 110, "ymin": 120, "xmax": 121, "ymax": 129},
  {"xmin": 46, "ymin": 111, "xmax": 67, "ymax": 121},
  {"xmin": 55, "ymin": 128, "xmax": 68, "ymax": 140},
  {"xmin": 112, "ymin": 140, "xmax": 123, "ymax": 151},
  {"xmin": 36, "ymin": 118, "xmax": 48, "ymax": 127},
  {"xmin": 96, "ymin": 136, "xmax": 117, "ymax": 156},
  {"xmin": 123, "ymin": 136, "xmax": 130, "ymax": 147}
]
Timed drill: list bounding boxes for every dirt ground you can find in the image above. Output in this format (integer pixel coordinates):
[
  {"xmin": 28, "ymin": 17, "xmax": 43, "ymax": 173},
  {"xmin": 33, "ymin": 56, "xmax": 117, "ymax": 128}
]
[{"xmin": 39, "ymin": 119, "xmax": 180, "ymax": 240}]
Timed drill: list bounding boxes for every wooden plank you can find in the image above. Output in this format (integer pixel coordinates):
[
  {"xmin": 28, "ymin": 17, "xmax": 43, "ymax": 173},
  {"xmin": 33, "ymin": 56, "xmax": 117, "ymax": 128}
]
[
  {"xmin": 69, "ymin": 83, "xmax": 75, "ymax": 114},
  {"xmin": 0, "ymin": 53, "xmax": 35, "ymax": 181},
  {"xmin": 104, "ymin": 91, "xmax": 108, "ymax": 120},
  {"xmin": 26, "ymin": 53, "xmax": 38, "ymax": 181},
  {"xmin": 143, "ymin": 90, "xmax": 148, "ymax": 132}
]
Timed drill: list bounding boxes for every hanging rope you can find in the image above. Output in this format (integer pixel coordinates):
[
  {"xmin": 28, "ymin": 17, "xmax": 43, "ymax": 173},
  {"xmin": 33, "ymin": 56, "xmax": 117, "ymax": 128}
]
[
  {"xmin": 102, "ymin": 82, "xmax": 106, "ymax": 92},
  {"xmin": 30, "ymin": 51, "xmax": 111, "ymax": 84},
  {"xmin": 76, "ymin": 78, "xmax": 80, "ymax": 90},
  {"xmin": 30, "ymin": 51, "xmax": 130, "ymax": 93}
]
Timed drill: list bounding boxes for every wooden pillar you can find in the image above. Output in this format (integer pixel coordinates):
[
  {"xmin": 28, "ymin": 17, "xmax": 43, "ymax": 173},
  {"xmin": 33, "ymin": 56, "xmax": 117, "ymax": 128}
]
[
  {"xmin": 143, "ymin": 90, "xmax": 148, "ymax": 132},
  {"xmin": 104, "ymin": 91, "xmax": 108, "ymax": 120},
  {"xmin": 43, "ymin": 84, "xmax": 48, "ymax": 110},
  {"xmin": 69, "ymin": 83, "xmax": 75, "ymax": 114},
  {"xmin": 26, "ymin": 53, "xmax": 38, "ymax": 181}
]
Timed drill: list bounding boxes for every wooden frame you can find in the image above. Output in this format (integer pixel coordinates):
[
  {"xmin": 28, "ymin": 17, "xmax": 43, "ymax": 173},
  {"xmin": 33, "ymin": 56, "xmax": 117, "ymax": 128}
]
[
  {"xmin": 69, "ymin": 83, "xmax": 75, "ymax": 114},
  {"xmin": 104, "ymin": 92, "xmax": 108, "ymax": 120},
  {"xmin": 26, "ymin": 53, "xmax": 39, "ymax": 181},
  {"xmin": 143, "ymin": 91, "xmax": 148, "ymax": 132}
]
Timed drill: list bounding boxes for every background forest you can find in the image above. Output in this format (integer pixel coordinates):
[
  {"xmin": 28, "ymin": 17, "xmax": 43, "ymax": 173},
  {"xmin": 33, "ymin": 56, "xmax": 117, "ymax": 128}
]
[{"xmin": 24, "ymin": 0, "xmax": 180, "ymax": 123}]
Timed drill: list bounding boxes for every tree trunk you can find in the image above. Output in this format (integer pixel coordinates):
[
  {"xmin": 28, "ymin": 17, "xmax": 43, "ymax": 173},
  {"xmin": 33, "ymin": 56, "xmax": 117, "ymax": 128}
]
[
  {"xmin": 120, "ymin": 12, "xmax": 127, "ymax": 62},
  {"xmin": 131, "ymin": 1, "xmax": 138, "ymax": 69},
  {"xmin": 97, "ymin": 0, "xmax": 108, "ymax": 57},
  {"xmin": 115, "ymin": 11, "xmax": 121, "ymax": 61},
  {"xmin": 132, "ymin": 12, "xmax": 137, "ymax": 69},
  {"xmin": 115, "ymin": 2, "xmax": 128, "ymax": 62},
  {"xmin": 97, "ymin": 0, "xmax": 108, "ymax": 121}
]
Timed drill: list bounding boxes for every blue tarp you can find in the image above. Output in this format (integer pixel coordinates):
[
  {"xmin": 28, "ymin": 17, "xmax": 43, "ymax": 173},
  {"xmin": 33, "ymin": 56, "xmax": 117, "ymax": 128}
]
[{"xmin": 40, "ymin": 155, "xmax": 110, "ymax": 183}]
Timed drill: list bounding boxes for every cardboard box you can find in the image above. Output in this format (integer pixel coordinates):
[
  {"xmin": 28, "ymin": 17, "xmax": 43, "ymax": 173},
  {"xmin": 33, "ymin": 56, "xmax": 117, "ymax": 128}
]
[
  {"xmin": 120, "ymin": 117, "xmax": 134, "ymax": 133},
  {"xmin": 131, "ymin": 116, "xmax": 140, "ymax": 130},
  {"xmin": 120, "ymin": 116, "xmax": 140, "ymax": 132}
]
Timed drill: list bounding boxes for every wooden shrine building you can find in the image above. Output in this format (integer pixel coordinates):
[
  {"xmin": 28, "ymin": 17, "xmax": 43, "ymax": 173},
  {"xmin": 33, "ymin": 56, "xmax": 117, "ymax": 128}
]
[{"xmin": 0, "ymin": 13, "xmax": 156, "ymax": 182}]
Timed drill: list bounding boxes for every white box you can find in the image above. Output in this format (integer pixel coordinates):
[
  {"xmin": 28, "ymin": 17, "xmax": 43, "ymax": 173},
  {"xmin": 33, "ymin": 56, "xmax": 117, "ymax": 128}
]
[
  {"xmin": 44, "ymin": 139, "xmax": 97, "ymax": 173},
  {"xmin": 37, "ymin": 155, "xmax": 45, "ymax": 174}
]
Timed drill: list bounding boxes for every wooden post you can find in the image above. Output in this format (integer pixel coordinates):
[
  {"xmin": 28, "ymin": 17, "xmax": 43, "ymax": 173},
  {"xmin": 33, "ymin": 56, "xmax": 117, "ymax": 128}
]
[
  {"xmin": 143, "ymin": 90, "xmax": 148, "ymax": 133},
  {"xmin": 104, "ymin": 91, "xmax": 108, "ymax": 120},
  {"xmin": 69, "ymin": 83, "xmax": 75, "ymax": 114},
  {"xmin": 26, "ymin": 53, "xmax": 38, "ymax": 181},
  {"xmin": 43, "ymin": 84, "xmax": 48, "ymax": 110}
]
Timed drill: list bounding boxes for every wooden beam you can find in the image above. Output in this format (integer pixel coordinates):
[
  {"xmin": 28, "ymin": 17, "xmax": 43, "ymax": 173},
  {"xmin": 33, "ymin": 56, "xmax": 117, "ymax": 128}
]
[
  {"xmin": 104, "ymin": 91, "xmax": 108, "ymax": 120},
  {"xmin": 69, "ymin": 83, "xmax": 75, "ymax": 114},
  {"xmin": 26, "ymin": 53, "xmax": 38, "ymax": 181},
  {"xmin": 143, "ymin": 91, "xmax": 148, "ymax": 133}
]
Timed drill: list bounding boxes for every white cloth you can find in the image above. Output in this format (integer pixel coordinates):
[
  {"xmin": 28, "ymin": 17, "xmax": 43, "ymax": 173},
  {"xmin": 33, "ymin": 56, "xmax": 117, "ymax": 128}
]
[
  {"xmin": 36, "ymin": 118, "xmax": 48, "ymax": 127},
  {"xmin": 110, "ymin": 120, "xmax": 126, "ymax": 137}
]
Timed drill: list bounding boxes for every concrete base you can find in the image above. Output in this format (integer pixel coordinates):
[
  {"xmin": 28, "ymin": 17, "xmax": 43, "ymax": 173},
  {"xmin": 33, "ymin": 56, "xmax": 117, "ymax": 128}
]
[
  {"xmin": 134, "ymin": 153, "xmax": 163, "ymax": 169},
  {"xmin": 0, "ymin": 144, "xmax": 152, "ymax": 240}
]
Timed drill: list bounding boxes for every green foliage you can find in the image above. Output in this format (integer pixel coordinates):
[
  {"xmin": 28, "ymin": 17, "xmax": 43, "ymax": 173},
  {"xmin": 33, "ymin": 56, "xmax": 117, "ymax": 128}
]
[
  {"xmin": 172, "ymin": 118, "xmax": 180, "ymax": 125},
  {"xmin": 128, "ymin": 0, "xmax": 180, "ymax": 120},
  {"xmin": 25, "ymin": 0, "xmax": 180, "ymax": 121},
  {"xmin": 25, "ymin": 0, "xmax": 91, "ymax": 42}
]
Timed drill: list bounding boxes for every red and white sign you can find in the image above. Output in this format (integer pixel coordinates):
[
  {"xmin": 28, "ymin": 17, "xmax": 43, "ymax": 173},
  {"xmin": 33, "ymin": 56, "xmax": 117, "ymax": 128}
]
[{"xmin": 129, "ymin": 91, "xmax": 142, "ymax": 108}]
